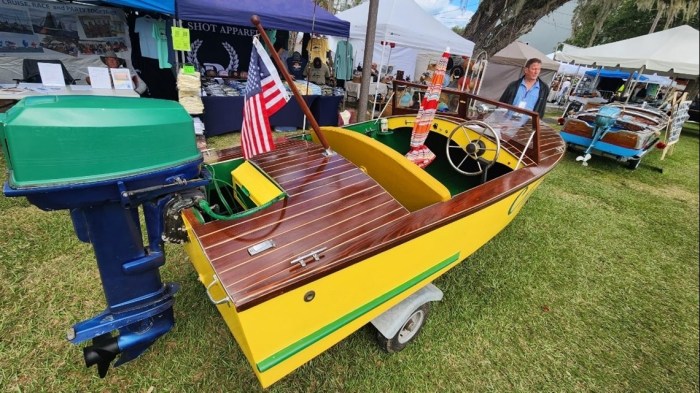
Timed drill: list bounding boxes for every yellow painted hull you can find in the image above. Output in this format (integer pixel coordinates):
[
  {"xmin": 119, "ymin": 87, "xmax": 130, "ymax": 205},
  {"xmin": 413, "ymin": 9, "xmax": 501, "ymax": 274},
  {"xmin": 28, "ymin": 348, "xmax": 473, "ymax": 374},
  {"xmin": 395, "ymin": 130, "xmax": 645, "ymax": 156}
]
[{"xmin": 183, "ymin": 176, "xmax": 542, "ymax": 387}]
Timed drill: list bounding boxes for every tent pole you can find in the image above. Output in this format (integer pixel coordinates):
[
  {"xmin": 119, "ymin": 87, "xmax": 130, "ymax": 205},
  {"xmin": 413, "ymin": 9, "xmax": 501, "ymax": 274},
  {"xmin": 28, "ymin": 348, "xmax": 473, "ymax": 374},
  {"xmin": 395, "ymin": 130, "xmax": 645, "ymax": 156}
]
[
  {"xmin": 251, "ymin": 16, "xmax": 332, "ymax": 154},
  {"xmin": 357, "ymin": 0, "xmax": 380, "ymax": 122},
  {"xmin": 625, "ymin": 65, "xmax": 645, "ymax": 104},
  {"xmin": 371, "ymin": 0, "xmax": 398, "ymax": 120},
  {"xmin": 173, "ymin": 19, "xmax": 181, "ymax": 71},
  {"xmin": 371, "ymin": 42, "xmax": 388, "ymax": 119},
  {"xmin": 472, "ymin": 51, "xmax": 488, "ymax": 96},
  {"xmin": 662, "ymin": 71, "xmax": 676, "ymax": 102}
]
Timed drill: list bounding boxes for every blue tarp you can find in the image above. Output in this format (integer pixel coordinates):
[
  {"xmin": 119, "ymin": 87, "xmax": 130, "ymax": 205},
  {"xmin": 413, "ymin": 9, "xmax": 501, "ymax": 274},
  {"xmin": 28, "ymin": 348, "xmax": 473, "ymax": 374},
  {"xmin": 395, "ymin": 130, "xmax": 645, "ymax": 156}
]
[
  {"xmin": 584, "ymin": 69, "xmax": 648, "ymax": 80},
  {"xmin": 176, "ymin": 0, "xmax": 350, "ymax": 37}
]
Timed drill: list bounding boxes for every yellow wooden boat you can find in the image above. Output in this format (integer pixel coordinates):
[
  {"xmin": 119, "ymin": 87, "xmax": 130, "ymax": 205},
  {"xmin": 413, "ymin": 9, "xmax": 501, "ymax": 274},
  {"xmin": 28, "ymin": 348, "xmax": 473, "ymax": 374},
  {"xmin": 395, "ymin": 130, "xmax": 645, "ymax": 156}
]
[{"xmin": 182, "ymin": 97, "xmax": 565, "ymax": 386}]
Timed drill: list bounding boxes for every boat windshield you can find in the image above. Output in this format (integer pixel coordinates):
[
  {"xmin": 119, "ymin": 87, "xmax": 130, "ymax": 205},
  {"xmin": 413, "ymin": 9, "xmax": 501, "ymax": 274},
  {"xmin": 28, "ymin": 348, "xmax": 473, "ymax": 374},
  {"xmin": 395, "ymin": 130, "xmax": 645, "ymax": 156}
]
[{"xmin": 482, "ymin": 107, "xmax": 532, "ymax": 139}]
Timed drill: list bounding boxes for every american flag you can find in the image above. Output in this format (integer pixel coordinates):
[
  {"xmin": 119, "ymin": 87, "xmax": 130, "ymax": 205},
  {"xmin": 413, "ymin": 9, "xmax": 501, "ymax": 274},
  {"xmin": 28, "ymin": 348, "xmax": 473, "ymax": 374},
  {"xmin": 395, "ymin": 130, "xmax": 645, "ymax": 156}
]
[{"xmin": 241, "ymin": 36, "xmax": 290, "ymax": 159}]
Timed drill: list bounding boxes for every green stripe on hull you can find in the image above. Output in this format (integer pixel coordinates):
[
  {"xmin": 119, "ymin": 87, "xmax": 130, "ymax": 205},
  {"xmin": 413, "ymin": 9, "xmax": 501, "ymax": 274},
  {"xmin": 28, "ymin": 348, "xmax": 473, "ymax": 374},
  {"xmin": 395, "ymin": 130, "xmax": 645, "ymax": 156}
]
[{"xmin": 257, "ymin": 251, "xmax": 461, "ymax": 372}]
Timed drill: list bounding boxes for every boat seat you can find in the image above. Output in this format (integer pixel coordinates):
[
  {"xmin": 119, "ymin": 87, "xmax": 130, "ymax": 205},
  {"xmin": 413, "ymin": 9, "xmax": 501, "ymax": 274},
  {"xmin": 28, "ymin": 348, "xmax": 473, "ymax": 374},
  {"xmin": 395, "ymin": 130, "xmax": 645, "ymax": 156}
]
[{"xmin": 317, "ymin": 126, "xmax": 451, "ymax": 212}]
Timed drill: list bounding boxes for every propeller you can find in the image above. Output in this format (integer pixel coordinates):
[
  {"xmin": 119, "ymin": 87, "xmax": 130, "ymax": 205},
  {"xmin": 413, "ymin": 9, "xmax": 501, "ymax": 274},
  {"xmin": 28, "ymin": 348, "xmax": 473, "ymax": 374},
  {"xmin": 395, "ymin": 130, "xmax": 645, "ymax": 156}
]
[{"xmin": 83, "ymin": 333, "xmax": 119, "ymax": 378}]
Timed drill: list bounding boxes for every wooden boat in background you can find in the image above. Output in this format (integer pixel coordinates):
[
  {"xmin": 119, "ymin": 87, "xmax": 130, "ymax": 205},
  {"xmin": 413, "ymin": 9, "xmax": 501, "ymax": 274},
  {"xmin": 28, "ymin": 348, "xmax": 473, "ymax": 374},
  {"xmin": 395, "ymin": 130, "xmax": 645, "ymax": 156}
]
[{"xmin": 560, "ymin": 104, "xmax": 668, "ymax": 168}]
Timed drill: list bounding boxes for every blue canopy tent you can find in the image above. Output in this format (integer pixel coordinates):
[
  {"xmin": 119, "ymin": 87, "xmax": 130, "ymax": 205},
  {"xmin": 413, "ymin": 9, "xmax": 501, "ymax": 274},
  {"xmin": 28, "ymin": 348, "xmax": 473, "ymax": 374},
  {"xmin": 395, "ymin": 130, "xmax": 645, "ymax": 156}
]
[
  {"xmin": 94, "ymin": 0, "xmax": 175, "ymax": 15},
  {"xmin": 582, "ymin": 69, "xmax": 649, "ymax": 99},
  {"xmin": 97, "ymin": 0, "xmax": 350, "ymax": 37},
  {"xmin": 584, "ymin": 69, "xmax": 648, "ymax": 80},
  {"xmin": 176, "ymin": 0, "xmax": 350, "ymax": 37}
]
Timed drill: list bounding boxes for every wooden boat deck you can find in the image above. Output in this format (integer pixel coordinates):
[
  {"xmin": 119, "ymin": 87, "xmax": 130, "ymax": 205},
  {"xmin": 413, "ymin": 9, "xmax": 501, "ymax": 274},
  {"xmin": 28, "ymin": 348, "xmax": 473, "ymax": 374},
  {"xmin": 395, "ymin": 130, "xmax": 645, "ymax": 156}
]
[
  {"xmin": 185, "ymin": 140, "xmax": 412, "ymax": 310},
  {"xmin": 185, "ymin": 122, "xmax": 564, "ymax": 312}
]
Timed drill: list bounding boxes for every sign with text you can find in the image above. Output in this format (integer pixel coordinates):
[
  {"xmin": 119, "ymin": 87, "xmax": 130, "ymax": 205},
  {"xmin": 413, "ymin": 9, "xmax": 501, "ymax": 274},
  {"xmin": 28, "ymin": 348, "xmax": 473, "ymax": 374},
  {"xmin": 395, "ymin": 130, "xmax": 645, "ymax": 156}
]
[
  {"xmin": 668, "ymin": 100, "xmax": 691, "ymax": 145},
  {"xmin": 183, "ymin": 20, "xmax": 257, "ymax": 77}
]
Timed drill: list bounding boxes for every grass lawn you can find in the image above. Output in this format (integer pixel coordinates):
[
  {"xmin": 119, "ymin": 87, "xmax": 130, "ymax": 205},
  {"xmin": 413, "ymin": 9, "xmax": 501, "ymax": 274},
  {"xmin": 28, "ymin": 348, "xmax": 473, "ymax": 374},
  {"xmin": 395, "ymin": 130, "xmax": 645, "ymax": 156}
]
[{"xmin": 0, "ymin": 116, "xmax": 698, "ymax": 392}]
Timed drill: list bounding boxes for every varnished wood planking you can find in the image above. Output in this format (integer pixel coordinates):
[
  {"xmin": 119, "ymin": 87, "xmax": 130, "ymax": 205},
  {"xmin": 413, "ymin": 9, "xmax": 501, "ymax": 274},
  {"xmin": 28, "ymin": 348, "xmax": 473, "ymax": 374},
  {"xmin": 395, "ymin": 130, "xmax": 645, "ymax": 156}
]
[
  {"xmin": 213, "ymin": 195, "xmax": 403, "ymax": 277},
  {"xmin": 202, "ymin": 174, "xmax": 382, "ymax": 248},
  {"xmin": 223, "ymin": 206, "xmax": 410, "ymax": 305},
  {"xmin": 207, "ymin": 183, "xmax": 396, "ymax": 262},
  {"xmin": 188, "ymin": 123, "xmax": 565, "ymax": 311}
]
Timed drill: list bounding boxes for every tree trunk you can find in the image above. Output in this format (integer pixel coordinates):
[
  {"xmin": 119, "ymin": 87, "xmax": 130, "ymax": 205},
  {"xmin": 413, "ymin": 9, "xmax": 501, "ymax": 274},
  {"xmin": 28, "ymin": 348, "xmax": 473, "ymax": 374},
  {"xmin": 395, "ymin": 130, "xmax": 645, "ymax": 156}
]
[
  {"xmin": 662, "ymin": 13, "xmax": 674, "ymax": 30},
  {"xmin": 462, "ymin": 0, "xmax": 571, "ymax": 56},
  {"xmin": 586, "ymin": 0, "xmax": 617, "ymax": 47},
  {"xmin": 649, "ymin": 7, "xmax": 663, "ymax": 33},
  {"xmin": 587, "ymin": 11, "xmax": 608, "ymax": 47},
  {"xmin": 357, "ymin": 0, "xmax": 379, "ymax": 122}
]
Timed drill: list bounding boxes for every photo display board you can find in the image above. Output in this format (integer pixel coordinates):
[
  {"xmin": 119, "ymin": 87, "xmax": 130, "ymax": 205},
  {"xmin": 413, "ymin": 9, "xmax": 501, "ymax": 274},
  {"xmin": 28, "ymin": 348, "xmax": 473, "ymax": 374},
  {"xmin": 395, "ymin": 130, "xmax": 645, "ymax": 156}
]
[{"xmin": 0, "ymin": 0, "xmax": 129, "ymax": 58}]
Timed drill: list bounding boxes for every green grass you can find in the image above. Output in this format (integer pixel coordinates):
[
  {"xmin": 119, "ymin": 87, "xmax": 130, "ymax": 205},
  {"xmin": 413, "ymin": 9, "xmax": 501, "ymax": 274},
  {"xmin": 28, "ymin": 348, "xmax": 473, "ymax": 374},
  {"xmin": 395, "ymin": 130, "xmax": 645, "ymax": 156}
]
[{"xmin": 1, "ymin": 119, "xmax": 698, "ymax": 392}]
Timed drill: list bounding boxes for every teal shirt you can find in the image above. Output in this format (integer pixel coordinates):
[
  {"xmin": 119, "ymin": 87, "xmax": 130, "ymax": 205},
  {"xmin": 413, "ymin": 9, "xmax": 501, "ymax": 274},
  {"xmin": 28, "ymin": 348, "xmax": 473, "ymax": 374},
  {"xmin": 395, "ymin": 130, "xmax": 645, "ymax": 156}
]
[{"xmin": 334, "ymin": 41, "xmax": 354, "ymax": 80}]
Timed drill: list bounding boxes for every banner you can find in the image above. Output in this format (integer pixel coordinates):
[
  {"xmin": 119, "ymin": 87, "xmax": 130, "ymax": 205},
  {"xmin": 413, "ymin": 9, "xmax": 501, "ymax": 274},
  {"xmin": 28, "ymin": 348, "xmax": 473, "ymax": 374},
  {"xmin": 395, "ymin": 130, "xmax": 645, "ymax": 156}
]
[
  {"xmin": 0, "ymin": 0, "xmax": 128, "ymax": 57},
  {"xmin": 183, "ymin": 20, "xmax": 258, "ymax": 77}
]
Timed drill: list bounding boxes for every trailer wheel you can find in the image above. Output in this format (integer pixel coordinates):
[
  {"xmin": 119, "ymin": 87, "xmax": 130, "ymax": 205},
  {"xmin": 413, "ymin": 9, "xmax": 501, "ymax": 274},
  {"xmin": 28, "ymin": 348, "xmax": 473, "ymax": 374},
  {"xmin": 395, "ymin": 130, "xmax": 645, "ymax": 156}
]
[
  {"xmin": 627, "ymin": 158, "xmax": 641, "ymax": 170},
  {"xmin": 376, "ymin": 303, "xmax": 430, "ymax": 353}
]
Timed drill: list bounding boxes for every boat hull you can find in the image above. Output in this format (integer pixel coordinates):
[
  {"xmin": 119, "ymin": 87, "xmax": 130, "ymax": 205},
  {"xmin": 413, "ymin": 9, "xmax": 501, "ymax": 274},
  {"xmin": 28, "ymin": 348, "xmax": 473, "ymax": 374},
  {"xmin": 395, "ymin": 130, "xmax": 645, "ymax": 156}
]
[
  {"xmin": 181, "ymin": 107, "xmax": 564, "ymax": 386},
  {"xmin": 183, "ymin": 176, "xmax": 543, "ymax": 387}
]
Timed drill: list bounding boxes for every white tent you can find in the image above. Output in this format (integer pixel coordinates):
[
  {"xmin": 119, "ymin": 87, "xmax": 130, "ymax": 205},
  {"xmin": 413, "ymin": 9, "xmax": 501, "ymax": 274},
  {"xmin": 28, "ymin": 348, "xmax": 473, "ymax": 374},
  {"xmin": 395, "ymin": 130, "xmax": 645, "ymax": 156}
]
[
  {"xmin": 333, "ymin": 0, "xmax": 474, "ymax": 79},
  {"xmin": 479, "ymin": 41, "xmax": 560, "ymax": 100},
  {"xmin": 556, "ymin": 62, "xmax": 594, "ymax": 76},
  {"xmin": 556, "ymin": 25, "xmax": 700, "ymax": 78},
  {"xmin": 335, "ymin": 0, "xmax": 474, "ymax": 56}
]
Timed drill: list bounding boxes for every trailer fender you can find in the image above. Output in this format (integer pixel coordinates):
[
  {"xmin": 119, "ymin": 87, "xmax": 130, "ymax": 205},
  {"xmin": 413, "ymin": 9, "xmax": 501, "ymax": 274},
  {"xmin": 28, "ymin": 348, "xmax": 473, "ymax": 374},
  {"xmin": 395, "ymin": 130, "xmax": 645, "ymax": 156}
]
[{"xmin": 371, "ymin": 283, "xmax": 443, "ymax": 339}]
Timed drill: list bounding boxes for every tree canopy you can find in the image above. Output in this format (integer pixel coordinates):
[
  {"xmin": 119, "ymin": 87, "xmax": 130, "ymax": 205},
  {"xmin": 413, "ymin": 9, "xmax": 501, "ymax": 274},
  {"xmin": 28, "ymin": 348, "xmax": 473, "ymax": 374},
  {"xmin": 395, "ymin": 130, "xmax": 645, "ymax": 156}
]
[
  {"xmin": 567, "ymin": 0, "xmax": 699, "ymax": 48},
  {"xmin": 461, "ymin": 0, "xmax": 570, "ymax": 56}
]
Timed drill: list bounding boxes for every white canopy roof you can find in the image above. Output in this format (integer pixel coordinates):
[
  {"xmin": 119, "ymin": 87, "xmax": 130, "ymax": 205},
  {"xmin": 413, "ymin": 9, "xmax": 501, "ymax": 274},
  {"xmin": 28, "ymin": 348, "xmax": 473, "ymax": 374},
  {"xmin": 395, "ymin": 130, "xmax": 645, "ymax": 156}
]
[
  {"xmin": 490, "ymin": 41, "xmax": 560, "ymax": 70},
  {"xmin": 556, "ymin": 25, "xmax": 699, "ymax": 77},
  {"xmin": 556, "ymin": 62, "xmax": 594, "ymax": 76},
  {"xmin": 335, "ymin": 0, "xmax": 474, "ymax": 57}
]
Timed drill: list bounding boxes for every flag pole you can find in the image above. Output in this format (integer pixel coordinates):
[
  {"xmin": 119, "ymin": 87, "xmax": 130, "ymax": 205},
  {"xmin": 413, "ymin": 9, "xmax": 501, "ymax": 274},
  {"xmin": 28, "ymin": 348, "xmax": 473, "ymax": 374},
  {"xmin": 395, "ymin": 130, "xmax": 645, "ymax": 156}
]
[{"xmin": 251, "ymin": 15, "xmax": 333, "ymax": 154}]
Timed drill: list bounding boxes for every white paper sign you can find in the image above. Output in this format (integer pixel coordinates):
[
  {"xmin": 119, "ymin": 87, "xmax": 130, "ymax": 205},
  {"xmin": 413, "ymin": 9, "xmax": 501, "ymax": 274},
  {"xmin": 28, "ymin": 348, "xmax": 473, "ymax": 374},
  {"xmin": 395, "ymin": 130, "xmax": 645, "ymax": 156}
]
[
  {"xmin": 88, "ymin": 67, "xmax": 112, "ymax": 89},
  {"xmin": 668, "ymin": 100, "xmax": 691, "ymax": 144},
  {"xmin": 110, "ymin": 68, "xmax": 133, "ymax": 90},
  {"xmin": 37, "ymin": 63, "xmax": 65, "ymax": 87}
]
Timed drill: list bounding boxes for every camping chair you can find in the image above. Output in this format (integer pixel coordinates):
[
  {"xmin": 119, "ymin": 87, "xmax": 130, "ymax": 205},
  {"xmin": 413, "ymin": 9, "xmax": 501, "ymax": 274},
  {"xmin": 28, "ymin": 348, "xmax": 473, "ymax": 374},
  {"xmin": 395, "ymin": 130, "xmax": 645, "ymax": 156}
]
[{"xmin": 14, "ymin": 59, "xmax": 80, "ymax": 85}]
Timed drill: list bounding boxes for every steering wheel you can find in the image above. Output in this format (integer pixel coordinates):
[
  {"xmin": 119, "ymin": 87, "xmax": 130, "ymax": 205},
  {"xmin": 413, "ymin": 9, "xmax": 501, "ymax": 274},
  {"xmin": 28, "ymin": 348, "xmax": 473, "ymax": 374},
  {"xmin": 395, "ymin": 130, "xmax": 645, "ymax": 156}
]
[{"xmin": 445, "ymin": 120, "xmax": 501, "ymax": 176}]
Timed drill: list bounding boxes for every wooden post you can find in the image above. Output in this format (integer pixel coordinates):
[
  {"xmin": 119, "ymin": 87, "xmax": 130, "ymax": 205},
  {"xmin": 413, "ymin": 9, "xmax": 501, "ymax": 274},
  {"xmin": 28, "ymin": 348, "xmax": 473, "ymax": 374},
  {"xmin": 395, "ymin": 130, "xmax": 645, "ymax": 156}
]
[{"xmin": 250, "ymin": 15, "xmax": 333, "ymax": 154}]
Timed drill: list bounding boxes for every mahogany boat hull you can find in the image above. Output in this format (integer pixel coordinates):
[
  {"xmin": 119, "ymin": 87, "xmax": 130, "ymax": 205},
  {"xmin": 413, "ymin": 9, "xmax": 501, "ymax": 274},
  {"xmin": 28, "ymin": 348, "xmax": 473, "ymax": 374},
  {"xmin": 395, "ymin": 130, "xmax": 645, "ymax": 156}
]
[{"xmin": 561, "ymin": 105, "xmax": 667, "ymax": 163}]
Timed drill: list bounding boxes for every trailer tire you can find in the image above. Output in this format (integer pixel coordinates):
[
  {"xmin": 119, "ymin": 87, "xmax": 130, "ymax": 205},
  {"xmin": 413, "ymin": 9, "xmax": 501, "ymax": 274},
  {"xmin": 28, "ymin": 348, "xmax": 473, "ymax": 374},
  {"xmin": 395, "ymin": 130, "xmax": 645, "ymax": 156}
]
[{"xmin": 376, "ymin": 303, "xmax": 430, "ymax": 353}]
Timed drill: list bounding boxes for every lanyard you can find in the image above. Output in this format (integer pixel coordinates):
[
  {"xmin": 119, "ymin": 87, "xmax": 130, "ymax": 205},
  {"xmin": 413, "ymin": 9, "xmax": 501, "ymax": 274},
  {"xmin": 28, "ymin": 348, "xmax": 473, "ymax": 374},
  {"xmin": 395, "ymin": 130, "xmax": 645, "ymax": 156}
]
[{"xmin": 523, "ymin": 82, "xmax": 536, "ymax": 99}]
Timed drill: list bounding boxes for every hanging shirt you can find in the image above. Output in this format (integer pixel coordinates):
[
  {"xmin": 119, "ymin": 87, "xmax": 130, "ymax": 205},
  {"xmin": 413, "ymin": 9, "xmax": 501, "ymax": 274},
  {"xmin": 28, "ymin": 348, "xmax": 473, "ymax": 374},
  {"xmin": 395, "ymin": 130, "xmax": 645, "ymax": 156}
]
[
  {"xmin": 153, "ymin": 19, "xmax": 171, "ymax": 69},
  {"xmin": 135, "ymin": 17, "xmax": 171, "ymax": 69},
  {"xmin": 512, "ymin": 79, "xmax": 540, "ymax": 111},
  {"xmin": 134, "ymin": 17, "xmax": 158, "ymax": 59},
  {"xmin": 306, "ymin": 37, "xmax": 328, "ymax": 64},
  {"xmin": 334, "ymin": 41, "xmax": 354, "ymax": 81}
]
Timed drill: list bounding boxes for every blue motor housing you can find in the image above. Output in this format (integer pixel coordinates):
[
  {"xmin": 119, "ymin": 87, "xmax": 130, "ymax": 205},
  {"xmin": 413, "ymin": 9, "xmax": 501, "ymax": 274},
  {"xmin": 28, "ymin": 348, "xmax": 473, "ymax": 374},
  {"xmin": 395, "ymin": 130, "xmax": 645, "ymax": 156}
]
[
  {"xmin": 594, "ymin": 105, "xmax": 622, "ymax": 130},
  {"xmin": 1, "ymin": 97, "xmax": 210, "ymax": 377}
]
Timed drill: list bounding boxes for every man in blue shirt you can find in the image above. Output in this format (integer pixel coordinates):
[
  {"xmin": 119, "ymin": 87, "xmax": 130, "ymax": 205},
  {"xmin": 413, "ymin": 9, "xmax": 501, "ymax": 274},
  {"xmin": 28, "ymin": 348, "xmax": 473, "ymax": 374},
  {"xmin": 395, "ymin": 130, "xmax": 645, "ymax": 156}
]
[{"xmin": 499, "ymin": 58, "xmax": 550, "ymax": 118}]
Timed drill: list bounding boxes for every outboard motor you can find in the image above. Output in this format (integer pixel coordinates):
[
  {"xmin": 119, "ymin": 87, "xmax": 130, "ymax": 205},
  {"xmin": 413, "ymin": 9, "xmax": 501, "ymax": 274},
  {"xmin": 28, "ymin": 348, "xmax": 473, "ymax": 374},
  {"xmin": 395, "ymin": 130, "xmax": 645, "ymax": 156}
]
[
  {"xmin": 576, "ymin": 105, "xmax": 622, "ymax": 166},
  {"xmin": 0, "ymin": 96, "xmax": 209, "ymax": 377}
]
